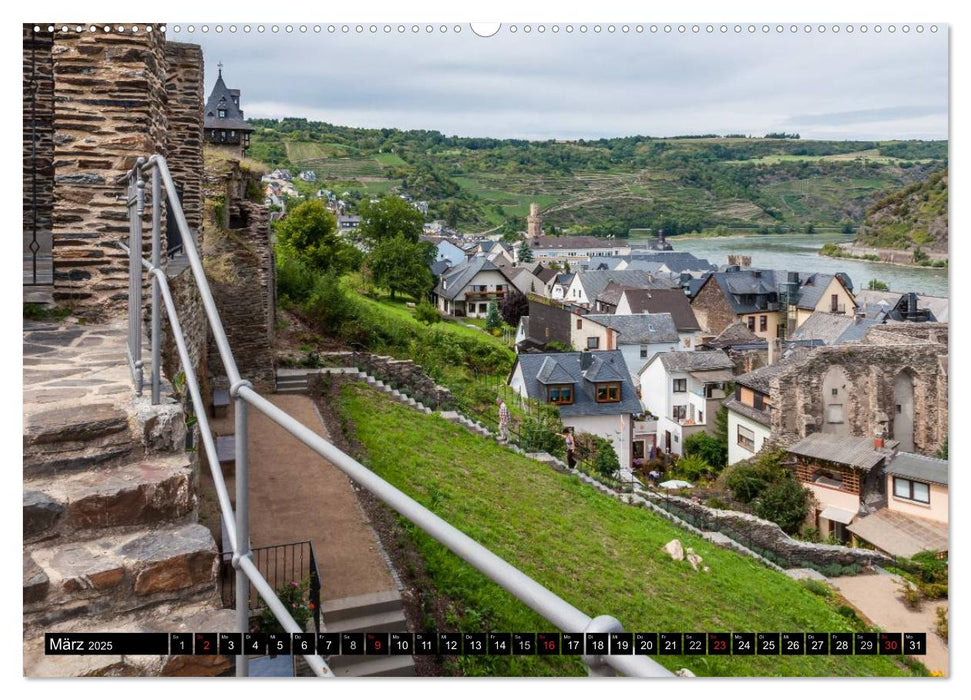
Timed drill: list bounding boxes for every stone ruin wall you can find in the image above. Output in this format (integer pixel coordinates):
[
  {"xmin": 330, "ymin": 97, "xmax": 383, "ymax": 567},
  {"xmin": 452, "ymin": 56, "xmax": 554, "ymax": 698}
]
[
  {"xmin": 47, "ymin": 24, "xmax": 169, "ymax": 315},
  {"xmin": 204, "ymin": 158, "xmax": 276, "ymax": 392},
  {"xmin": 769, "ymin": 325, "xmax": 948, "ymax": 455},
  {"xmin": 163, "ymin": 42, "xmax": 204, "ymax": 235}
]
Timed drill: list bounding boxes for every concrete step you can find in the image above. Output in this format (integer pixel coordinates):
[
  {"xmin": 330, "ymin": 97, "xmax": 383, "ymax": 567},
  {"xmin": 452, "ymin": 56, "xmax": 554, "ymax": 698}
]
[
  {"xmin": 274, "ymin": 385, "xmax": 306, "ymax": 394},
  {"xmin": 23, "ymin": 403, "xmax": 140, "ymax": 477},
  {"xmin": 23, "ymin": 598, "xmax": 234, "ymax": 678},
  {"xmin": 23, "ymin": 453, "xmax": 195, "ymax": 543},
  {"xmin": 323, "ymin": 609, "xmax": 409, "ymax": 636},
  {"xmin": 330, "ymin": 654, "xmax": 416, "ymax": 677},
  {"xmin": 320, "ymin": 590, "xmax": 403, "ymax": 624},
  {"xmin": 24, "ymin": 523, "xmax": 217, "ymax": 627}
]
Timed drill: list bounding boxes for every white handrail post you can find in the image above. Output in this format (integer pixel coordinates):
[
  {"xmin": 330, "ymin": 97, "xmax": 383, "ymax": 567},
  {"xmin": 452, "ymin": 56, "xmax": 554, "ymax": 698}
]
[
  {"xmin": 131, "ymin": 158, "xmax": 145, "ymax": 396},
  {"xmin": 234, "ymin": 384, "xmax": 252, "ymax": 677},
  {"xmin": 150, "ymin": 164, "xmax": 162, "ymax": 404}
]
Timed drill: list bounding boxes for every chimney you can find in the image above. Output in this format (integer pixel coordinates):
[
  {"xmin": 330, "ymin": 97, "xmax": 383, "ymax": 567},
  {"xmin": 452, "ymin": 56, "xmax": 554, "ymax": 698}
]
[
  {"xmin": 767, "ymin": 337, "xmax": 781, "ymax": 365},
  {"xmin": 874, "ymin": 436, "xmax": 885, "ymax": 450}
]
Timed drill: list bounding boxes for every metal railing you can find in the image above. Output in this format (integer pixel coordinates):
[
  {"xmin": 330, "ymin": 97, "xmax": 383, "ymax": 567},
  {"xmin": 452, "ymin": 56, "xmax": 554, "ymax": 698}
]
[
  {"xmin": 222, "ymin": 540, "xmax": 322, "ymax": 634},
  {"xmin": 122, "ymin": 154, "xmax": 673, "ymax": 678}
]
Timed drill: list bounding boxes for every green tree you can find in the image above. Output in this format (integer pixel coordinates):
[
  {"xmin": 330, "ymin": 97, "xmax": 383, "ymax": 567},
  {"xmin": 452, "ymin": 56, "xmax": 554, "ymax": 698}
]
[
  {"xmin": 368, "ymin": 235, "xmax": 434, "ymax": 300},
  {"xmin": 755, "ymin": 479, "xmax": 814, "ymax": 534},
  {"xmin": 274, "ymin": 200, "xmax": 347, "ymax": 272},
  {"xmin": 518, "ymin": 240, "xmax": 534, "ymax": 263},
  {"xmin": 867, "ymin": 279, "xmax": 890, "ymax": 291},
  {"xmin": 357, "ymin": 194, "xmax": 425, "ymax": 247},
  {"xmin": 500, "ymin": 290, "xmax": 529, "ymax": 328},
  {"xmin": 683, "ymin": 432, "xmax": 727, "ymax": 472},
  {"xmin": 485, "ymin": 300, "xmax": 503, "ymax": 331},
  {"xmin": 712, "ymin": 404, "xmax": 729, "ymax": 446}
]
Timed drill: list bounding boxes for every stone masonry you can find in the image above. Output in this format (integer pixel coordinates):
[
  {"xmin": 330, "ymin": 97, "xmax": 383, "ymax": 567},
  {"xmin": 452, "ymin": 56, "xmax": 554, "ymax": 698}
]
[
  {"xmin": 164, "ymin": 42, "xmax": 205, "ymax": 236},
  {"xmin": 770, "ymin": 323, "xmax": 947, "ymax": 455},
  {"xmin": 49, "ymin": 24, "xmax": 168, "ymax": 314}
]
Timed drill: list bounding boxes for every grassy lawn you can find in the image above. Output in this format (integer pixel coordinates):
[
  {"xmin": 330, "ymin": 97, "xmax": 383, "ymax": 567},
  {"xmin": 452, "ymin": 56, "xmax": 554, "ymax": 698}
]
[{"xmin": 338, "ymin": 384, "xmax": 923, "ymax": 678}]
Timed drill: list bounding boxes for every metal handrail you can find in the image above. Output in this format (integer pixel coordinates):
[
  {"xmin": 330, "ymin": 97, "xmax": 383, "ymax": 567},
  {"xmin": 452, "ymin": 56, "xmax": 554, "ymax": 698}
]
[{"xmin": 123, "ymin": 154, "xmax": 673, "ymax": 678}]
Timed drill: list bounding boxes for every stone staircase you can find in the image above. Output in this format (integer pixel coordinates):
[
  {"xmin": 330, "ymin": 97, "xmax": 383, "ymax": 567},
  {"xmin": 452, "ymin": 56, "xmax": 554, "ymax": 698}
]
[
  {"xmin": 321, "ymin": 590, "xmax": 415, "ymax": 677},
  {"xmin": 23, "ymin": 321, "xmax": 232, "ymax": 677},
  {"xmin": 275, "ymin": 368, "xmax": 436, "ymax": 416}
]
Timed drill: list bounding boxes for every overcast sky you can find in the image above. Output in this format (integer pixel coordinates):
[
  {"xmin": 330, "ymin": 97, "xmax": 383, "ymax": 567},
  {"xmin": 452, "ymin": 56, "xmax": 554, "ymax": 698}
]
[{"xmin": 186, "ymin": 25, "xmax": 948, "ymax": 141}]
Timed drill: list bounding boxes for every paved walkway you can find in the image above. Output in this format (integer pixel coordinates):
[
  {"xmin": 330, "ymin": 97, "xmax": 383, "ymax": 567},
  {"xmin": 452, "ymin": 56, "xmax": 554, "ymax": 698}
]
[
  {"xmin": 829, "ymin": 571, "xmax": 948, "ymax": 675},
  {"xmin": 212, "ymin": 394, "xmax": 396, "ymax": 602}
]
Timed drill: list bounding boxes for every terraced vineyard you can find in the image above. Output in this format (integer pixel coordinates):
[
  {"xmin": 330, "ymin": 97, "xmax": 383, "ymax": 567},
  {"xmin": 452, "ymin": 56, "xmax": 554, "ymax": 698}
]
[{"xmin": 250, "ymin": 119, "xmax": 946, "ymax": 235}]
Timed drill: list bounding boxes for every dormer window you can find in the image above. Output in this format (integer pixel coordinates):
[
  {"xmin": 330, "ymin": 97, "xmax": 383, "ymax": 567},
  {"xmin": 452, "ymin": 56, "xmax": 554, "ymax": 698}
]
[
  {"xmin": 218, "ymin": 109, "xmax": 227, "ymax": 118},
  {"xmin": 548, "ymin": 385, "xmax": 574, "ymax": 405},
  {"xmin": 595, "ymin": 382, "xmax": 621, "ymax": 403}
]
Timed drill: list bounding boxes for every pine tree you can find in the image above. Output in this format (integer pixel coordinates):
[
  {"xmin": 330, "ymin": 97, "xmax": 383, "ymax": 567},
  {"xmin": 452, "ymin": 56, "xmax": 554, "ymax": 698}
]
[
  {"xmin": 485, "ymin": 300, "xmax": 503, "ymax": 331},
  {"xmin": 517, "ymin": 240, "xmax": 534, "ymax": 263}
]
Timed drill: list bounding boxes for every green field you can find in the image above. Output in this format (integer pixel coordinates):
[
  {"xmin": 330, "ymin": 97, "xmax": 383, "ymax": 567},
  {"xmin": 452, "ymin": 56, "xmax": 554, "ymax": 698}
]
[{"xmin": 337, "ymin": 385, "xmax": 923, "ymax": 677}]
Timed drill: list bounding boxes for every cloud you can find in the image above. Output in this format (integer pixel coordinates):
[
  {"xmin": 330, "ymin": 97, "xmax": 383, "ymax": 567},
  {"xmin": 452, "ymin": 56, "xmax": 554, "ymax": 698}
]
[{"xmin": 190, "ymin": 27, "xmax": 948, "ymax": 140}]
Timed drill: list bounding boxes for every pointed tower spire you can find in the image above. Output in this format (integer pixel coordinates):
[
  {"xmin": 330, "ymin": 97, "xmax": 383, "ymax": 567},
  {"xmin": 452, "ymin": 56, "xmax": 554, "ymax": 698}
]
[{"xmin": 217, "ymin": 61, "xmax": 223, "ymax": 78}]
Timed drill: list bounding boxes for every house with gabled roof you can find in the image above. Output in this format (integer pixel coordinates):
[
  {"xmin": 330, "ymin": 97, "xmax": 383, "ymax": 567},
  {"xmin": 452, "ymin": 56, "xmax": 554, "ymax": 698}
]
[
  {"xmin": 203, "ymin": 65, "xmax": 253, "ymax": 155},
  {"xmin": 509, "ymin": 350, "xmax": 643, "ymax": 470},
  {"xmin": 432, "ymin": 257, "xmax": 518, "ymax": 318},
  {"xmin": 690, "ymin": 269, "xmax": 856, "ymax": 341},
  {"xmin": 564, "ymin": 270, "xmax": 675, "ymax": 308},
  {"xmin": 638, "ymin": 350, "xmax": 734, "ymax": 456},
  {"xmin": 615, "ymin": 288, "xmax": 701, "ymax": 349},
  {"xmin": 571, "ymin": 312, "xmax": 682, "ymax": 384}
]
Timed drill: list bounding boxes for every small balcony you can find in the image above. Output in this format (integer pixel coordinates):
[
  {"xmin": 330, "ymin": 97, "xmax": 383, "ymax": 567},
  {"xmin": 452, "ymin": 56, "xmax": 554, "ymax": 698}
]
[{"xmin": 465, "ymin": 289, "xmax": 506, "ymax": 301}]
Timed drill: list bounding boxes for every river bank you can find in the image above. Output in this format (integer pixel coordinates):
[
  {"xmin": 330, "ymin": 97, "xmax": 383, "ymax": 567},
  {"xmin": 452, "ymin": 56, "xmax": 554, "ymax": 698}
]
[{"xmin": 818, "ymin": 240, "xmax": 948, "ymax": 270}]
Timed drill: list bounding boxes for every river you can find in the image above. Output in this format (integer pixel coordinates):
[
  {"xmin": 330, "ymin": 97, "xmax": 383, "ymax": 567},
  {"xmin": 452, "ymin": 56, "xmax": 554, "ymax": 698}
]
[{"xmin": 630, "ymin": 233, "xmax": 949, "ymax": 298}]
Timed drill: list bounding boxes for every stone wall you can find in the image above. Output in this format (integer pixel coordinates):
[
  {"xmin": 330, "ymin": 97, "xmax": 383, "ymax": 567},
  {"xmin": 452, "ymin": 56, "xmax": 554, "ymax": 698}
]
[
  {"xmin": 204, "ymin": 158, "xmax": 275, "ymax": 391},
  {"xmin": 645, "ymin": 492, "xmax": 893, "ymax": 571},
  {"xmin": 306, "ymin": 351, "xmax": 456, "ymax": 409},
  {"xmin": 23, "ymin": 26, "xmax": 54, "ymax": 287},
  {"xmin": 771, "ymin": 324, "xmax": 948, "ymax": 455},
  {"xmin": 49, "ymin": 25, "xmax": 169, "ymax": 315},
  {"xmin": 164, "ymin": 42, "xmax": 204, "ymax": 236},
  {"xmin": 689, "ymin": 278, "xmax": 736, "ymax": 336}
]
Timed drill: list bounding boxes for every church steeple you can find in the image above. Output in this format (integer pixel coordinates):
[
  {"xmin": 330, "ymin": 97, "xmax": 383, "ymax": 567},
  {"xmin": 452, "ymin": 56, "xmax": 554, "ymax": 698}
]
[{"xmin": 203, "ymin": 63, "xmax": 253, "ymax": 155}]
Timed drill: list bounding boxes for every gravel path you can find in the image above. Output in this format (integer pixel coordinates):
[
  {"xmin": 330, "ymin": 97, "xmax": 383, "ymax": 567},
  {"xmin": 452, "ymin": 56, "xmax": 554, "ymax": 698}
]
[{"xmin": 829, "ymin": 571, "xmax": 947, "ymax": 675}]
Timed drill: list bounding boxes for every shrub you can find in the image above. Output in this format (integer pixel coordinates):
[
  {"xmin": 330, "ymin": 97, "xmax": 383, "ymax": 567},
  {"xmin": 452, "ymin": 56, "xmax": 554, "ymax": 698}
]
[
  {"xmin": 414, "ymin": 300, "xmax": 442, "ymax": 325},
  {"xmin": 725, "ymin": 463, "xmax": 774, "ymax": 503},
  {"xmin": 673, "ymin": 453, "xmax": 711, "ymax": 482},
  {"xmin": 256, "ymin": 580, "xmax": 312, "ymax": 634},
  {"xmin": 754, "ymin": 478, "xmax": 813, "ymax": 534},
  {"xmin": 800, "ymin": 580, "xmax": 833, "ymax": 599},
  {"xmin": 575, "ymin": 432, "xmax": 620, "ymax": 478},
  {"xmin": 683, "ymin": 432, "xmax": 727, "ymax": 471},
  {"xmin": 899, "ymin": 582, "xmax": 923, "ymax": 611},
  {"xmin": 305, "ymin": 270, "xmax": 356, "ymax": 334},
  {"xmin": 935, "ymin": 606, "xmax": 948, "ymax": 643}
]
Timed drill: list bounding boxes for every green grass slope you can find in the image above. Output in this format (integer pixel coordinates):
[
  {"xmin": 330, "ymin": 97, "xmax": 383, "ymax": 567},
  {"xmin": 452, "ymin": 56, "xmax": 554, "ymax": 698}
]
[{"xmin": 338, "ymin": 384, "xmax": 922, "ymax": 677}]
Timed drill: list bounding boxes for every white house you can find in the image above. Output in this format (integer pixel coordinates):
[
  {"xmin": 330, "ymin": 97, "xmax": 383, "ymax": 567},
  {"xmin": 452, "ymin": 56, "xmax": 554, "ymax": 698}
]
[
  {"xmin": 550, "ymin": 273, "xmax": 574, "ymax": 301},
  {"xmin": 572, "ymin": 313, "xmax": 683, "ymax": 385},
  {"xmin": 432, "ymin": 257, "xmax": 518, "ymax": 318},
  {"xmin": 723, "ymin": 363, "xmax": 780, "ymax": 465},
  {"xmin": 638, "ymin": 350, "xmax": 734, "ymax": 456},
  {"xmin": 525, "ymin": 235, "xmax": 633, "ymax": 264},
  {"xmin": 433, "ymin": 238, "xmax": 468, "ymax": 267},
  {"xmin": 509, "ymin": 350, "xmax": 644, "ymax": 472},
  {"xmin": 615, "ymin": 288, "xmax": 701, "ymax": 350}
]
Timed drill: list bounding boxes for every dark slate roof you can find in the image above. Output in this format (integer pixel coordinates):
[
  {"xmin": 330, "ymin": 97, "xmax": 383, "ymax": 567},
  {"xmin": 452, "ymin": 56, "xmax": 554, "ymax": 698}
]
[
  {"xmin": 656, "ymin": 349, "xmax": 733, "ymax": 373},
  {"xmin": 702, "ymin": 269, "xmax": 855, "ymax": 315},
  {"xmin": 885, "ymin": 453, "xmax": 949, "ymax": 486},
  {"xmin": 203, "ymin": 72, "xmax": 253, "ymax": 132},
  {"xmin": 626, "ymin": 251, "xmax": 717, "ymax": 273},
  {"xmin": 578, "ymin": 270, "xmax": 675, "ymax": 303},
  {"xmin": 514, "ymin": 351, "xmax": 643, "ymax": 417},
  {"xmin": 834, "ymin": 316, "xmax": 884, "ymax": 344},
  {"xmin": 584, "ymin": 313, "xmax": 680, "ymax": 344},
  {"xmin": 789, "ymin": 312, "xmax": 856, "ymax": 345},
  {"xmin": 583, "ymin": 355, "xmax": 626, "ymax": 382},
  {"xmin": 430, "ymin": 260, "xmax": 451, "ymax": 277},
  {"xmin": 434, "ymin": 257, "xmax": 515, "ymax": 300},
  {"xmin": 722, "ymin": 397, "xmax": 771, "ymax": 427},
  {"xmin": 788, "ymin": 434, "xmax": 898, "ymax": 472},
  {"xmin": 795, "ymin": 272, "xmax": 844, "ymax": 311},
  {"xmin": 537, "ymin": 356, "xmax": 577, "ymax": 384},
  {"xmin": 555, "ymin": 273, "xmax": 574, "ymax": 286},
  {"xmin": 734, "ymin": 361, "xmax": 793, "ymax": 394},
  {"xmin": 534, "ymin": 266, "xmax": 557, "ymax": 284},
  {"xmin": 620, "ymin": 288, "xmax": 700, "ymax": 332},
  {"xmin": 595, "ymin": 281, "xmax": 635, "ymax": 307},
  {"xmin": 709, "ymin": 321, "xmax": 761, "ymax": 347}
]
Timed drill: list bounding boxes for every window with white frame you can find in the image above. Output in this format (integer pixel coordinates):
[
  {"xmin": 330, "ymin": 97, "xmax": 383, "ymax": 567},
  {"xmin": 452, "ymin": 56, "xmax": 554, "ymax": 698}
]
[{"xmin": 893, "ymin": 477, "xmax": 930, "ymax": 504}]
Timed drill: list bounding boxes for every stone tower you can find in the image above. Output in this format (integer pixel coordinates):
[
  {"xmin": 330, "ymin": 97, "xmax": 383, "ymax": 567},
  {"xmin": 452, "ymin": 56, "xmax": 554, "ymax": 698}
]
[{"xmin": 527, "ymin": 202, "xmax": 543, "ymax": 239}]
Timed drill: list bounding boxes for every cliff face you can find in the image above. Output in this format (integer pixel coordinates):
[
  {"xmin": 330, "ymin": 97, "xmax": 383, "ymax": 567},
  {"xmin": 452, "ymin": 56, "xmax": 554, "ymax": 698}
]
[{"xmin": 855, "ymin": 168, "xmax": 948, "ymax": 253}]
